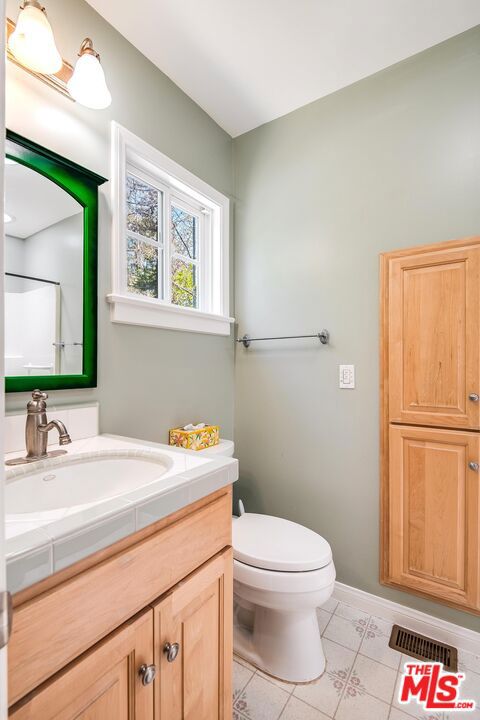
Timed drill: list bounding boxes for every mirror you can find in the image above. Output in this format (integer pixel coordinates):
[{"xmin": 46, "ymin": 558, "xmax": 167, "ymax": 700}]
[
  {"xmin": 5, "ymin": 159, "xmax": 83, "ymax": 377},
  {"xmin": 4, "ymin": 131, "xmax": 106, "ymax": 393}
]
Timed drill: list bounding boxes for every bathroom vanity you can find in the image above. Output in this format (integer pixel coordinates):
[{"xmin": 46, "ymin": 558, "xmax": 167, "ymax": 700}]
[{"xmin": 5, "ymin": 433, "xmax": 237, "ymax": 719}]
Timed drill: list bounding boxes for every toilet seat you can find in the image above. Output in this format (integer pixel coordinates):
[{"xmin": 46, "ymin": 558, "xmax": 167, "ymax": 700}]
[
  {"xmin": 233, "ymin": 513, "xmax": 332, "ymax": 572},
  {"xmin": 234, "ymin": 557, "xmax": 335, "ymax": 594}
]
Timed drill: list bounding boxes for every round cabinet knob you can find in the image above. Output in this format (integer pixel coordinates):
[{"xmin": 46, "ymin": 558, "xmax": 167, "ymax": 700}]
[
  {"xmin": 164, "ymin": 641, "xmax": 180, "ymax": 663},
  {"xmin": 469, "ymin": 462, "xmax": 479, "ymax": 472},
  {"xmin": 139, "ymin": 663, "xmax": 157, "ymax": 686},
  {"xmin": 469, "ymin": 393, "xmax": 479, "ymax": 402}
]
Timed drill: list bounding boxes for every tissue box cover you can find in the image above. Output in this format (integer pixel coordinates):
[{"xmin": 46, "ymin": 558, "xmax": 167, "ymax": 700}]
[{"xmin": 169, "ymin": 424, "xmax": 220, "ymax": 451}]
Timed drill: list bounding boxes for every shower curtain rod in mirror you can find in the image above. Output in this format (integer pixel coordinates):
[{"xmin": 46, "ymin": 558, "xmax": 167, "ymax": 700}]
[{"xmin": 5, "ymin": 271, "xmax": 60, "ymax": 286}]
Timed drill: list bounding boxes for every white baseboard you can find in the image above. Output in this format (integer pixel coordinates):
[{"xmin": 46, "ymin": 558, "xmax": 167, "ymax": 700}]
[{"xmin": 333, "ymin": 581, "xmax": 480, "ymax": 656}]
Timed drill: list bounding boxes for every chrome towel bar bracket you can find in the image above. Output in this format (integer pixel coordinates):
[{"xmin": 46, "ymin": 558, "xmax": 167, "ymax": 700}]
[{"xmin": 237, "ymin": 330, "xmax": 329, "ymax": 349}]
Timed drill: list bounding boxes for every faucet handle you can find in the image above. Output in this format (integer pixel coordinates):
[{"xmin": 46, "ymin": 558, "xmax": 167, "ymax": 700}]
[
  {"xmin": 32, "ymin": 390, "xmax": 48, "ymax": 401},
  {"xmin": 28, "ymin": 389, "xmax": 48, "ymax": 412}
]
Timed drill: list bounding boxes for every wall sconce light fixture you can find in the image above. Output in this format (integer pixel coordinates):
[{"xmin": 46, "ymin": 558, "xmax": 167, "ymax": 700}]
[
  {"xmin": 8, "ymin": 0, "xmax": 61, "ymax": 74},
  {"xmin": 6, "ymin": 2, "xmax": 112, "ymax": 110},
  {"xmin": 68, "ymin": 38, "xmax": 112, "ymax": 110}
]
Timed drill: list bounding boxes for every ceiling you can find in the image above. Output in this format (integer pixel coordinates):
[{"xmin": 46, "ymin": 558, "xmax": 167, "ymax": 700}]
[
  {"xmin": 5, "ymin": 160, "xmax": 81, "ymax": 239},
  {"xmin": 86, "ymin": 0, "xmax": 480, "ymax": 137}
]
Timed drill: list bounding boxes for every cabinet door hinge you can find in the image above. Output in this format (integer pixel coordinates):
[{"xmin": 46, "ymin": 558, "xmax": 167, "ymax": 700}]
[{"xmin": 0, "ymin": 591, "xmax": 12, "ymax": 650}]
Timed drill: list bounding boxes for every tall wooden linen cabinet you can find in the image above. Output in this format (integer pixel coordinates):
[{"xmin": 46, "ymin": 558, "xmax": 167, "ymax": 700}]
[{"xmin": 381, "ymin": 237, "xmax": 480, "ymax": 614}]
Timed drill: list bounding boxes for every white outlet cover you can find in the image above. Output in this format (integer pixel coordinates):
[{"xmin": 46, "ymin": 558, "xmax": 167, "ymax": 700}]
[{"xmin": 339, "ymin": 364, "xmax": 355, "ymax": 389}]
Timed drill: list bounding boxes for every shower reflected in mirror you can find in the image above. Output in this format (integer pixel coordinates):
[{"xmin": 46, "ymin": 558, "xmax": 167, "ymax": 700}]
[{"xmin": 4, "ymin": 157, "xmax": 83, "ymax": 377}]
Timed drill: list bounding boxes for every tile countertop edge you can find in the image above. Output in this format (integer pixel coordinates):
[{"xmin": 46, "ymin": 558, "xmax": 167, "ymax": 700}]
[{"xmin": 5, "ymin": 434, "xmax": 238, "ymax": 594}]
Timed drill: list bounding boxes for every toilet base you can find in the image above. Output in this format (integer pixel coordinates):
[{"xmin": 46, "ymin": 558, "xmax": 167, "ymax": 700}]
[{"xmin": 234, "ymin": 602, "xmax": 326, "ymax": 683}]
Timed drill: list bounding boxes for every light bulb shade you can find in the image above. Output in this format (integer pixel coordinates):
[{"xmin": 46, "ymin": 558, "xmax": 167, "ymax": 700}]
[
  {"xmin": 8, "ymin": 3, "xmax": 62, "ymax": 74},
  {"xmin": 67, "ymin": 52, "xmax": 112, "ymax": 109}
]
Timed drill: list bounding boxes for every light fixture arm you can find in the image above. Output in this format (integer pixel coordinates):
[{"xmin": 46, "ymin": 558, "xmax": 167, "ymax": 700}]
[
  {"xmin": 78, "ymin": 38, "xmax": 100, "ymax": 60},
  {"xmin": 20, "ymin": 0, "xmax": 45, "ymax": 12}
]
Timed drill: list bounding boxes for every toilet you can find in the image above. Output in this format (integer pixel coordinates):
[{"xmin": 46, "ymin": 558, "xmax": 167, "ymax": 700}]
[
  {"xmin": 201, "ymin": 440, "xmax": 336, "ymax": 683},
  {"xmin": 233, "ymin": 512, "xmax": 335, "ymax": 683}
]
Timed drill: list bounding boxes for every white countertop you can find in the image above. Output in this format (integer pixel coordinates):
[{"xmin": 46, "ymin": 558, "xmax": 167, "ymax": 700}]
[{"xmin": 5, "ymin": 434, "xmax": 238, "ymax": 593}]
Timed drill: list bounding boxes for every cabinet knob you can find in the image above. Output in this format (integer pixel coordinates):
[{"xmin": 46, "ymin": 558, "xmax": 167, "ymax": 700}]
[
  {"xmin": 469, "ymin": 393, "xmax": 479, "ymax": 402},
  {"xmin": 139, "ymin": 663, "xmax": 157, "ymax": 686},
  {"xmin": 164, "ymin": 641, "xmax": 180, "ymax": 662},
  {"xmin": 469, "ymin": 462, "xmax": 479, "ymax": 472}
]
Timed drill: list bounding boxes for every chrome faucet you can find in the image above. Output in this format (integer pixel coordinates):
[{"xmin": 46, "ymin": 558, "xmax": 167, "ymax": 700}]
[{"xmin": 6, "ymin": 390, "xmax": 72, "ymax": 466}]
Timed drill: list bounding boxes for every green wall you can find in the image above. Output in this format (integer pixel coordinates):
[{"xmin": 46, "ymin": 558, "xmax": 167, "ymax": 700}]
[
  {"xmin": 5, "ymin": 0, "xmax": 235, "ymax": 441},
  {"xmin": 233, "ymin": 27, "xmax": 480, "ymax": 631},
  {"xmin": 5, "ymin": 0, "xmax": 480, "ymax": 630}
]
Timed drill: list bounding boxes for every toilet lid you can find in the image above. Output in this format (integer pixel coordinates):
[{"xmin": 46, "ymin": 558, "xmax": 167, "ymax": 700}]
[{"xmin": 233, "ymin": 513, "xmax": 332, "ymax": 572}]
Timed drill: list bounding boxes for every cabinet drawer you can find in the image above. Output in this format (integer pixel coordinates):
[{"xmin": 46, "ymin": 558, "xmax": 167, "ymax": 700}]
[{"xmin": 8, "ymin": 491, "xmax": 231, "ymax": 705}]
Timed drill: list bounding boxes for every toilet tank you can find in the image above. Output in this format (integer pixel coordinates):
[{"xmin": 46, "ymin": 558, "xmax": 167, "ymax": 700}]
[{"xmin": 199, "ymin": 439, "xmax": 234, "ymax": 457}]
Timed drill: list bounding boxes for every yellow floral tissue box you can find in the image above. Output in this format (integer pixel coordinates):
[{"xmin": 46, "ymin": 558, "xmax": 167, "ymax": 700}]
[{"xmin": 169, "ymin": 424, "xmax": 220, "ymax": 451}]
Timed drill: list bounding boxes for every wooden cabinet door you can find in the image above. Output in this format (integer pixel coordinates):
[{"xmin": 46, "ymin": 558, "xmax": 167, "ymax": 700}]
[
  {"xmin": 10, "ymin": 610, "xmax": 154, "ymax": 720},
  {"xmin": 388, "ymin": 244, "xmax": 480, "ymax": 428},
  {"xmin": 388, "ymin": 425, "xmax": 480, "ymax": 609},
  {"xmin": 153, "ymin": 550, "xmax": 232, "ymax": 720}
]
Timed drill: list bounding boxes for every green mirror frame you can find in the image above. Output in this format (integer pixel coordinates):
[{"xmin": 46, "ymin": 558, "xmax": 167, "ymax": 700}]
[{"xmin": 5, "ymin": 130, "xmax": 107, "ymax": 393}]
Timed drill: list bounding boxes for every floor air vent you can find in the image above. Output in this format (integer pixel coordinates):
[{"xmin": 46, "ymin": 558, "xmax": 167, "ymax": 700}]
[{"xmin": 389, "ymin": 625, "xmax": 458, "ymax": 671}]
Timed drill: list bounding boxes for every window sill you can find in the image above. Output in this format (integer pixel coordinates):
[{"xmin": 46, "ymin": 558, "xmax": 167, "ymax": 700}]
[{"xmin": 106, "ymin": 293, "xmax": 235, "ymax": 336}]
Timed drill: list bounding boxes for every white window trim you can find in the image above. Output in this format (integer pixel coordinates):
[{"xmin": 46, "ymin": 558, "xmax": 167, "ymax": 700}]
[{"xmin": 107, "ymin": 121, "xmax": 234, "ymax": 336}]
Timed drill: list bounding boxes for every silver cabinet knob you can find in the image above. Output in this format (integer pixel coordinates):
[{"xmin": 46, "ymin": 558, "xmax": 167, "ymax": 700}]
[
  {"xmin": 139, "ymin": 663, "xmax": 157, "ymax": 686},
  {"xmin": 469, "ymin": 393, "xmax": 479, "ymax": 402},
  {"xmin": 164, "ymin": 641, "xmax": 180, "ymax": 662},
  {"xmin": 469, "ymin": 462, "xmax": 479, "ymax": 471}
]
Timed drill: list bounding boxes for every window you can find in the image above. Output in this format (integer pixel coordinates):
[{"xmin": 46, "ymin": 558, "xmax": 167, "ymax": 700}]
[{"xmin": 108, "ymin": 122, "xmax": 233, "ymax": 335}]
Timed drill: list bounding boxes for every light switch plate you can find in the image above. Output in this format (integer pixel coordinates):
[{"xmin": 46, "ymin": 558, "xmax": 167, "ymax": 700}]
[{"xmin": 339, "ymin": 364, "xmax": 355, "ymax": 389}]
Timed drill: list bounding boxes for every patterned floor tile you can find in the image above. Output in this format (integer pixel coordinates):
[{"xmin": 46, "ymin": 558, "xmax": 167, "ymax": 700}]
[
  {"xmin": 292, "ymin": 638, "xmax": 356, "ymax": 716},
  {"xmin": 336, "ymin": 686, "xmax": 390, "ymax": 720},
  {"xmin": 391, "ymin": 671, "xmax": 454, "ymax": 720},
  {"xmin": 319, "ymin": 597, "xmax": 338, "ymax": 614},
  {"xmin": 233, "ymin": 711, "xmax": 250, "ymax": 720},
  {"xmin": 256, "ymin": 669, "xmax": 296, "ymax": 694},
  {"xmin": 232, "ymin": 600, "xmax": 480, "ymax": 720},
  {"xmin": 458, "ymin": 671, "xmax": 480, "ymax": 720},
  {"xmin": 234, "ymin": 659, "xmax": 255, "ymax": 701},
  {"xmin": 323, "ymin": 613, "xmax": 366, "ymax": 651},
  {"xmin": 317, "ymin": 608, "xmax": 332, "ymax": 634},
  {"xmin": 350, "ymin": 653, "xmax": 397, "ymax": 703},
  {"xmin": 235, "ymin": 653, "xmax": 257, "ymax": 671},
  {"xmin": 234, "ymin": 673, "xmax": 290, "ymax": 720},
  {"xmin": 389, "ymin": 709, "xmax": 416, "ymax": 720},
  {"xmin": 459, "ymin": 650, "xmax": 480, "ymax": 676},
  {"xmin": 334, "ymin": 601, "xmax": 370, "ymax": 625},
  {"xmin": 279, "ymin": 695, "xmax": 332, "ymax": 719},
  {"xmin": 359, "ymin": 616, "xmax": 401, "ymax": 670}
]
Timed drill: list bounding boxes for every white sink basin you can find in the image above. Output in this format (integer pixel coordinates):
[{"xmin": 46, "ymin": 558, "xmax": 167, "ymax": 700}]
[{"xmin": 6, "ymin": 451, "xmax": 173, "ymax": 517}]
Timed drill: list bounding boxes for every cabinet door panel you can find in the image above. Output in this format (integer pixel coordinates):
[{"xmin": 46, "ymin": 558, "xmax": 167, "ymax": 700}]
[
  {"xmin": 153, "ymin": 550, "xmax": 232, "ymax": 720},
  {"xmin": 10, "ymin": 610, "xmax": 154, "ymax": 720},
  {"xmin": 388, "ymin": 246, "xmax": 480, "ymax": 428},
  {"xmin": 389, "ymin": 425, "xmax": 480, "ymax": 609}
]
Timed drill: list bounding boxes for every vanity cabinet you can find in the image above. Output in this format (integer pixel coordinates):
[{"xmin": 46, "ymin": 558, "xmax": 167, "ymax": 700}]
[
  {"xmin": 8, "ymin": 488, "xmax": 233, "ymax": 719},
  {"xmin": 381, "ymin": 237, "xmax": 480, "ymax": 615}
]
